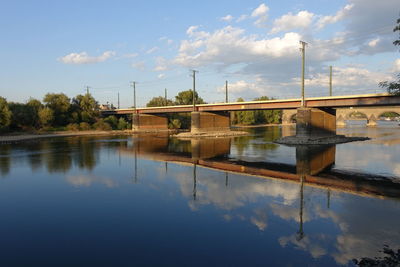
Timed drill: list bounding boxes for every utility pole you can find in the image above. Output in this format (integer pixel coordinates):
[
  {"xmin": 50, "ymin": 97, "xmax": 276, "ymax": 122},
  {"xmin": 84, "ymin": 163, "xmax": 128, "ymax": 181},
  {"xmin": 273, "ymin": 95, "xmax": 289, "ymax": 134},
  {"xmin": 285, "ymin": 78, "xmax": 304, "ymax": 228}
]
[
  {"xmin": 130, "ymin": 81, "xmax": 136, "ymax": 111},
  {"xmin": 117, "ymin": 92, "xmax": 120, "ymax": 109},
  {"xmin": 300, "ymin": 41, "xmax": 307, "ymax": 107},
  {"xmin": 329, "ymin": 66, "xmax": 333, "ymax": 96},
  {"xmin": 190, "ymin": 70, "xmax": 198, "ymax": 111},
  {"xmin": 164, "ymin": 88, "xmax": 167, "ymax": 106},
  {"xmin": 86, "ymin": 86, "xmax": 90, "ymax": 95},
  {"xmin": 225, "ymin": 80, "xmax": 228, "ymax": 103}
]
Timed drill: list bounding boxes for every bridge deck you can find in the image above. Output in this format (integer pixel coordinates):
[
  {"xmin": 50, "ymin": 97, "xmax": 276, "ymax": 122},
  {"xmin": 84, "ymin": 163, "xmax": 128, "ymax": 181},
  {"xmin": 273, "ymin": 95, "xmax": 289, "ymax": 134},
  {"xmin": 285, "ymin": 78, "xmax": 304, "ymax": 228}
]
[{"xmin": 102, "ymin": 93, "xmax": 400, "ymax": 115}]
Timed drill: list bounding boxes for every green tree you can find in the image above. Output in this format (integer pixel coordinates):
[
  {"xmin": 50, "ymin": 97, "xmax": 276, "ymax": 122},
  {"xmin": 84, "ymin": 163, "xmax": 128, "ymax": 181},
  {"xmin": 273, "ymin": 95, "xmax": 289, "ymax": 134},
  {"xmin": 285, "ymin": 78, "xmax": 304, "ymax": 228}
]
[
  {"xmin": 71, "ymin": 93, "xmax": 99, "ymax": 123},
  {"xmin": 175, "ymin": 90, "xmax": 205, "ymax": 105},
  {"xmin": 146, "ymin": 96, "xmax": 175, "ymax": 107},
  {"xmin": 104, "ymin": 115, "xmax": 118, "ymax": 129},
  {"xmin": 0, "ymin": 97, "xmax": 12, "ymax": 131},
  {"xmin": 43, "ymin": 93, "xmax": 70, "ymax": 126},
  {"xmin": 117, "ymin": 117, "xmax": 128, "ymax": 130},
  {"xmin": 27, "ymin": 98, "xmax": 43, "ymax": 128},
  {"xmin": 38, "ymin": 107, "xmax": 54, "ymax": 127},
  {"xmin": 380, "ymin": 16, "xmax": 400, "ymax": 95}
]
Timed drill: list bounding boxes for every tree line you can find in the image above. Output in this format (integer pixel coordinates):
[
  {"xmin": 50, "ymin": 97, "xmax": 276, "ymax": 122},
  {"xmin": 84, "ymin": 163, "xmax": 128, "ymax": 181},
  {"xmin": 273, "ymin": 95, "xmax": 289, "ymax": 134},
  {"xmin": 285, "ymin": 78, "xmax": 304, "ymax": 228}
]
[{"xmin": 0, "ymin": 93, "xmax": 130, "ymax": 132}]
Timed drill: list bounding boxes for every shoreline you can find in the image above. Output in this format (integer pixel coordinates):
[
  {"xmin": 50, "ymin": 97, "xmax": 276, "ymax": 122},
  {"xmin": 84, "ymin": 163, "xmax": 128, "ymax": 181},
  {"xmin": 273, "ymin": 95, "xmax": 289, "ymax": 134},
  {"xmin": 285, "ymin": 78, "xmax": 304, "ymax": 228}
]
[{"xmin": 0, "ymin": 130, "xmax": 134, "ymax": 144}]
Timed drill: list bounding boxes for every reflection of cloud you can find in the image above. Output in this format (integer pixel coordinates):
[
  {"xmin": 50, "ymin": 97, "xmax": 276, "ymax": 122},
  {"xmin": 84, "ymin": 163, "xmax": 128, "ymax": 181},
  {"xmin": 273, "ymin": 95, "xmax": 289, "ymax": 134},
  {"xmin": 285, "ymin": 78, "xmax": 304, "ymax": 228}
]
[
  {"xmin": 279, "ymin": 234, "xmax": 328, "ymax": 259},
  {"xmin": 66, "ymin": 174, "xmax": 118, "ymax": 188},
  {"xmin": 250, "ymin": 207, "xmax": 268, "ymax": 231}
]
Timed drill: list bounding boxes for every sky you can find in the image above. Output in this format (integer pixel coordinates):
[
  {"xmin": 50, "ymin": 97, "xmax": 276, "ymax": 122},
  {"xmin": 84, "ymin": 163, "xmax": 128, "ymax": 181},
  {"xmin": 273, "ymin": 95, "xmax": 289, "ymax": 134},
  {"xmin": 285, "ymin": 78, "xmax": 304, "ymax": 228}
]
[{"xmin": 0, "ymin": 0, "xmax": 399, "ymax": 108}]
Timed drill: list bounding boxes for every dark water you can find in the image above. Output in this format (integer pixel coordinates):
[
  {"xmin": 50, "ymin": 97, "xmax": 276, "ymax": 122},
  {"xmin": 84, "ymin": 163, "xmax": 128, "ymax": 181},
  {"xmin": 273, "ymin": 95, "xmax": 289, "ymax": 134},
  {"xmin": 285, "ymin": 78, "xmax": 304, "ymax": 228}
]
[{"xmin": 0, "ymin": 122, "xmax": 399, "ymax": 266}]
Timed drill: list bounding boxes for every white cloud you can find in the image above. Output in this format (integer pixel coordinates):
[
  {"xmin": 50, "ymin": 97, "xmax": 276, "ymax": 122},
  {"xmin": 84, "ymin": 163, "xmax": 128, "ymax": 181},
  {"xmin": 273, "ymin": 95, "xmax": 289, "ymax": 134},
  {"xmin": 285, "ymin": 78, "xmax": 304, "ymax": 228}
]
[
  {"xmin": 59, "ymin": 51, "xmax": 115, "ymax": 64},
  {"xmin": 154, "ymin": 57, "xmax": 168, "ymax": 71},
  {"xmin": 270, "ymin": 11, "xmax": 315, "ymax": 34},
  {"xmin": 159, "ymin": 36, "xmax": 174, "ymax": 45},
  {"xmin": 123, "ymin": 53, "xmax": 138, "ymax": 58},
  {"xmin": 236, "ymin": 14, "xmax": 248, "ymax": 22},
  {"xmin": 175, "ymin": 25, "xmax": 301, "ymax": 68},
  {"xmin": 392, "ymin": 59, "xmax": 400, "ymax": 72},
  {"xmin": 316, "ymin": 4, "xmax": 354, "ymax": 30},
  {"xmin": 251, "ymin": 3, "xmax": 269, "ymax": 27},
  {"xmin": 146, "ymin": 46, "xmax": 159, "ymax": 54},
  {"xmin": 220, "ymin": 15, "xmax": 234, "ymax": 22},
  {"xmin": 368, "ymin": 38, "xmax": 380, "ymax": 48},
  {"xmin": 158, "ymin": 73, "xmax": 165, "ymax": 79},
  {"xmin": 132, "ymin": 61, "xmax": 146, "ymax": 71}
]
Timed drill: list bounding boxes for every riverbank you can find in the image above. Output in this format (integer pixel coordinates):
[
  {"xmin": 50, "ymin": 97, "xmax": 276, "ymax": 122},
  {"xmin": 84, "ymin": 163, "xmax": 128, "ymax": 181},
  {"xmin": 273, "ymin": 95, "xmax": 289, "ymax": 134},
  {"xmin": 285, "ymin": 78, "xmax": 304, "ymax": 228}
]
[{"xmin": 0, "ymin": 130, "xmax": 134, "ymax": 144}]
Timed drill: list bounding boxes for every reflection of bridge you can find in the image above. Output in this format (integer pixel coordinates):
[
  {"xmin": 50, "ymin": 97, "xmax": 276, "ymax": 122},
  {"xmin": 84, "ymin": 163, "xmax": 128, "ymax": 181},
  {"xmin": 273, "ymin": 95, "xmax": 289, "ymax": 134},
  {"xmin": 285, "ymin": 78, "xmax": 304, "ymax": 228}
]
[
  {"xmin": 283, "ymin": 106, "xmax": 400, "ymax": 126},
  {"xmin": 120, "ymin": 136, "xmax": 400, "ymax": 200},
  {"xmin": 102, "ymin": 93, "xmax": 400, "ymax": 137}
]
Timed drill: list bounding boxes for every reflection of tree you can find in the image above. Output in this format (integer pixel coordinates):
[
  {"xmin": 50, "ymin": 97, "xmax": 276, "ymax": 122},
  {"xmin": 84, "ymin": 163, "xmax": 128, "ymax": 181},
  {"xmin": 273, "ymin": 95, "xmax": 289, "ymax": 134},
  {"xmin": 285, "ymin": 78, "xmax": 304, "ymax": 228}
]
[
  {"xmin": 25, "ymin": 142, "xmax": 44, "ymax": 171},
  {"xmin": 72, "ymin": 137, "xmax": 99, "ymax": 170},
  {"xmin": 354, "ymin": 245, "xmax": 400, "ymax": 266},
  {"xmin": 233, "ymin": 135, "xmax": 251, "ymax": 156},
  {"xmin": 0, "ymin": 145, "xmax": 11, "ymax": 176},
  {"xmin": 43, "ymin": 140, "xmax": 72, "ymax": 173}
]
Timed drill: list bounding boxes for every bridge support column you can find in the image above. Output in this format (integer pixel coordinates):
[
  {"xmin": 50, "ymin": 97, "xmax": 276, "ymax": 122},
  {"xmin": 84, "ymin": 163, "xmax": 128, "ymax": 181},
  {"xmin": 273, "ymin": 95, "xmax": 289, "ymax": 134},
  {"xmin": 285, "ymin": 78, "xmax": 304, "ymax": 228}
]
[
  {"xmin": 367, "ymin": 114, "xmax": 377, "ymax": 126},
  {"xmin": 191, "ymin": 111, "xmax": 230, "ymax": 133},
  {"xmin": 336, "ymin": 114, "xmax": 346, "ymax": 127},
  {"xmin": 132, "ymin": 113, "xmax": 168, "ymax": 132},
  {"xmin": 282, "ymin": 110, "xmax": 297, "ymax": 125},
  {"xmin": 296, "ymin": 108, "xmax": 336, "ymax": 137}
]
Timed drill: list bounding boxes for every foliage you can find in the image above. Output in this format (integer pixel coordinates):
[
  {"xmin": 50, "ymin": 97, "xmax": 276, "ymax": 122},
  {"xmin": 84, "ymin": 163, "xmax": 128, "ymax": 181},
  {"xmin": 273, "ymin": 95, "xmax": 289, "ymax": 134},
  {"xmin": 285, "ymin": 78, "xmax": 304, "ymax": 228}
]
[
  {"xmin": 232, "ymin": 97, "xmax": 282, "ymax": 125},
  {"xmin": 353, "ymin": 245, "xmax": 400, "ymax": 266},
  {"xmin": 71, "ymin": 93, "xmax": 99, "ymax": 123},
  {"xmin": 0, "ymin": 97, "xmax": 12, "ymax": 131},
  {"xmin": 104, "ymin": 115, "xmax": 118, "ymax": 129},
  {"xmin": 168, "ymin": 119, "xmax": 181, "ymax": 129},
  {"xmin": 79, "ymin": 122, "xmax": 91, "ymax": 131},
  {"xmin": 117, "ymin": 117, "xmax": 128, "ymax": 130},
  {"xmin": 175, "ymin": 90, "xmax": 205, "ymax": 105},
  {"xmin": 43, "ymin": 93, "xmax": 70, "ymax": 126},
  {"xmin": 38, "ymin": 107, "xmax": 54, "ymax": 127},
  {"xmin": 66, "ymin": 123, "xmax": 80, "ymax": 131},
  {"xmin": 92, "ymin": 119, "xmax": 112, "ymax": 131},
  {"xmin": 380, "ymin": 17, "xmax": 400, "ymax": 95},
  {"xmin": 146, "ymin": 96, "xmax": 174, "ymax": 107}
]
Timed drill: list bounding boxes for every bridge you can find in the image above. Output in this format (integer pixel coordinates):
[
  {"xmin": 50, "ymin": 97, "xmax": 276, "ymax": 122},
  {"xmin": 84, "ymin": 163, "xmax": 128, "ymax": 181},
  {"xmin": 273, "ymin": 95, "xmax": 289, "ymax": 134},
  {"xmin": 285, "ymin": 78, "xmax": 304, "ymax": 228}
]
[{"xmin": 102, "ymin": 93, "xmax": 400, "ymax": 137}]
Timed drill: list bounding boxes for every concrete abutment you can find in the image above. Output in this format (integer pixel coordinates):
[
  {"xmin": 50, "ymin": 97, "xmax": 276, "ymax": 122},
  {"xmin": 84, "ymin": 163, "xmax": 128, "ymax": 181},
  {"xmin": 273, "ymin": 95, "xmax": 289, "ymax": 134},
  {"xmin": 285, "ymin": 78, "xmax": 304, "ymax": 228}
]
[
  {"xmin": 191, "ymin": 111, "xmax": 231, "ymax": 133},
  {"xmin": 132, "ymin": 113, "xmax": 168, "ymax": 132}
]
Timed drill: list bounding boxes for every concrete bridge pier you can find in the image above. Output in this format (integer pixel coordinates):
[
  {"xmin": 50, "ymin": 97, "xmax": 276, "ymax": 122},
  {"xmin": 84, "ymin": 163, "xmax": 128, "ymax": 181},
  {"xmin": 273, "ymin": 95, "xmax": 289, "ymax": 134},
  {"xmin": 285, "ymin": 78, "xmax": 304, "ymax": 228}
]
[
  {"xmin": 191, "ymin": 111, "xmax": 231, "ymax": 133},
  {"xmin": 296, "ymin": 145, "xmax": 336, "ymax": 176},
  {"xmin": 296, "ymin": 108, "xmax": 336, "ymax": 138},
  {"xmin": 367, "ymin": 114, "xmax": 377, "ymax": 126},
  {"xmin": 132, "ymin": 113, "xmax": 168, "ymax": 132}
]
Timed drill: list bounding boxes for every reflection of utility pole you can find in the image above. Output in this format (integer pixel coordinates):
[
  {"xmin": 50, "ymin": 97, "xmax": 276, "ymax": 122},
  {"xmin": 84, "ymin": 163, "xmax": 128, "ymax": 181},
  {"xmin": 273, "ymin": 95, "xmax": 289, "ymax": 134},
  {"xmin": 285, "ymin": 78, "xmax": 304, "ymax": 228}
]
[
  {"xmin": 190, "ymin": 70, "xmax": 198, "ymax": 111},
  {"xmin": 327, "ymin": 189, "xmax": 331, "ymax": 209},
  {"xmin": 193, "ymin": 164, "xmax": 197, "ymax": 201},
  {"xmin": 165, "ymin": 162, "xmax": 168, "ymax": 174},
  {"xmin": 296, "ymin": 175, "xmax": 305, "ymax": 241},
  {"xmin": 134, "ymin": 142, "xmax": 138, "ymax": 183},
  {"xmin": 225, "ymin": 172, "xmax": 228, "ymax": 187},
  {"xmin": 299, "ymin": 41, "xmax": 307, "ymax": 107}
]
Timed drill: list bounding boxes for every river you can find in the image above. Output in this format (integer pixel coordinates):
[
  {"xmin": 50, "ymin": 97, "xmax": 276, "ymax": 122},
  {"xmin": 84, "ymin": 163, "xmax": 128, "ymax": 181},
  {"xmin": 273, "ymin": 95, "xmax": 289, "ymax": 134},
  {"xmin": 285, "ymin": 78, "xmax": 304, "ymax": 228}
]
[{"xmin": 0, "ymin": 121, "xmax": 399, "ymax": 266}]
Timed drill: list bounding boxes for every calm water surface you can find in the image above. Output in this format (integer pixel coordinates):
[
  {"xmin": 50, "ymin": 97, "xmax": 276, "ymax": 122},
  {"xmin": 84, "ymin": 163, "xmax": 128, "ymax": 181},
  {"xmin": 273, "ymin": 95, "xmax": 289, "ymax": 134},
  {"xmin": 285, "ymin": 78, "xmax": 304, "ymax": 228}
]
[{"xmin": 0, "ymin": 122, "xmax": 399, "ymax": 266}]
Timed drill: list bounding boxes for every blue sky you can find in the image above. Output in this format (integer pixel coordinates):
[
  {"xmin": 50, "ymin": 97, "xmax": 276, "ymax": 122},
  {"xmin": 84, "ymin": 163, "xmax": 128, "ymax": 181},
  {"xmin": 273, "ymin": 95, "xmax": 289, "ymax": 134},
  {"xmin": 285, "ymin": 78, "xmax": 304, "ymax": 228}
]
[{"xmin": 0, "ymin": 0, "xmax": 399, "ymax": 108}]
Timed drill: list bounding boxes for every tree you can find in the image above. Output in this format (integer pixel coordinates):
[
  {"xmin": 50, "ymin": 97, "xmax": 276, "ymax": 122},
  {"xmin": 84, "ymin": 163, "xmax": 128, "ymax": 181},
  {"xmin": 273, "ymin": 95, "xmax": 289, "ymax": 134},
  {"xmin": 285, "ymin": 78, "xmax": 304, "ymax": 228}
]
[
  {"xmin": 0, "ymin": 97, "xmax": 12, "ymax": 131},
  {"xmin": 38, "ymin": 107, "xmax": 54, "ymax": 127},
  {"xmin": 43, "ymin": 93, "xmax": 70, "ymax": 126},
  {"xmin": 232, "ymin": 96, "xmax": 282, "ymax": 125},
  {"xmin": 146, "ymin": 96, "xmax": 174, "ymax": 107},
  {"xmin": 175, "ymin": 90, "xmax": 205, "ymax": 105},
  {"xmin": 26, "ymin": 98, "xmax": 43, "ymax": 128},
  {"xmin": 71, "ymin": 93, "xmax": 99, "ymax": 123},
  {"xmin": 380, "ymin": 16, "xmax": 400, "ymax": 95}
]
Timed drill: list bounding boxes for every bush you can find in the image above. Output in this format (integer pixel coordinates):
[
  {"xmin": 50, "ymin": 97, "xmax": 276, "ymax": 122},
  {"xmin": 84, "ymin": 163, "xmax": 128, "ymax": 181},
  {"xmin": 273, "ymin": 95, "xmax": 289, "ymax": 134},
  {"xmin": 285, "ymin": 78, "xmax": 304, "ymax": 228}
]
[
  {"xmin": 66, "ymin": 123, "xmax": 79, "ymax": 131},
  {"xmin": 117, "ymin": 118, "xmax": 128, "ymax": 130},
  {"xmin": 169, "ymin": 119, "xmax": 181, "ymax": 129},
  {"xmin": 93, "ymin": 119, "xmax": 112, "ymax": 131},
  {"xmin": 79, "ymin": 122, "xmax": 91, "ymax": 131},
  {"xmin": 104, "ymin": 115, "xmax": 118, "ymax": 129}
]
